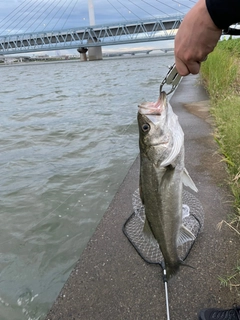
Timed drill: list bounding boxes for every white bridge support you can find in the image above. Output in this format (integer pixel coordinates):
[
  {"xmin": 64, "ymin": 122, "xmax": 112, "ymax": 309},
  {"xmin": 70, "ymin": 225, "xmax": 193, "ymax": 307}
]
[
  {"xmin": 87, "ymin": 39, "xmax": 102, "ymax": 60},
  {"xmin": 77, "ymin": 47, "xmax": 88, "ymax": 61},
  {"xmin": 87, "ymin": 0, "xmax": 102, "ymax": 61}
]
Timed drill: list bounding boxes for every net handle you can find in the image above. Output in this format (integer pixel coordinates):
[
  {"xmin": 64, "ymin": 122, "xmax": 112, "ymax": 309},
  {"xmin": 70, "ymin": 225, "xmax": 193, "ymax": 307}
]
[
  {"xmin": 163, "ymin": 269, "xmax": 170, "ymax": 320},
  {"xmin": 161, "ymin": 263, "xmax": 171, "ymax": 320}
]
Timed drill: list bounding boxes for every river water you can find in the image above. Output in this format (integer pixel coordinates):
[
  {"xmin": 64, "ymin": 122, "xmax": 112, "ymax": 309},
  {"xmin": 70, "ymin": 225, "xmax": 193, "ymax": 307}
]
[{"xmin": 0, "ymin": 53, "xmax": 174, "ymax": 320}]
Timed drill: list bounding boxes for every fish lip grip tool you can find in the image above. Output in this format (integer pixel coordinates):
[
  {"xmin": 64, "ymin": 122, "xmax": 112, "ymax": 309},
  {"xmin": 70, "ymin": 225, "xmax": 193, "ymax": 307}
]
[{"xmin": 160, "ymin": 63, "xmax": 182, "ymax": 95}]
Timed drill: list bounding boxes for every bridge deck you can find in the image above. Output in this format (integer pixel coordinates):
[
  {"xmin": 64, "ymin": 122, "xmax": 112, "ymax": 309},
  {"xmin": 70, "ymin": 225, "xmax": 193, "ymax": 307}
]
[{"xmin": 0, "ymin": 16, "xmax": 183, "ymax": 54}]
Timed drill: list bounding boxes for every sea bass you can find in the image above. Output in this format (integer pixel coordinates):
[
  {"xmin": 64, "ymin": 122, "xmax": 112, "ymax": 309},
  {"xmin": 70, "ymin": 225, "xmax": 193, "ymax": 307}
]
[{"xmin": 138, "ymin": 91, "xmax": 198, "ymax": 278}]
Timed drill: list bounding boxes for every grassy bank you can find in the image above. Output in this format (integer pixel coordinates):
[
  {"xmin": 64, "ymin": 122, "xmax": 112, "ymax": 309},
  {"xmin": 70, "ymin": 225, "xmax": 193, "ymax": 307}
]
[
  {"xmin": 201, "ymin": 38, "xmax": 240, "ymax": 289},
  {"xmin": 201, "ymin": 38, "xmax": 240, "ymax": 221}
]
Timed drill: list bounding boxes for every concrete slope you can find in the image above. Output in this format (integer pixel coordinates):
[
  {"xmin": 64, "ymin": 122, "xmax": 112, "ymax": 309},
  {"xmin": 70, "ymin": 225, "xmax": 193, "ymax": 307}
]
[{"xmin": 46, "ymin": 75, "xmax": 239, "ymax": 320}]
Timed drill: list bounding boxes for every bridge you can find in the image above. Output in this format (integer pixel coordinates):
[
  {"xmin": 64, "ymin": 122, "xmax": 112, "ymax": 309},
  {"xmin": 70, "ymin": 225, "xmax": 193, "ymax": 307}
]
[
  {"xmin": 0, "ymin": 16, "xmax": 182, "ymax": 55},
  {"xmin": 0, "ymin": 0, "xmax": 195, "ymax": 58}
]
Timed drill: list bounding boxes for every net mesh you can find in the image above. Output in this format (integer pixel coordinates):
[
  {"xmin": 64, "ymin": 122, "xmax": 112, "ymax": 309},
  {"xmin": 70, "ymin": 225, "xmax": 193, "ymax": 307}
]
[{"xmin": 123, "ymin": 188, "xmax": 204, "ymax": 265}]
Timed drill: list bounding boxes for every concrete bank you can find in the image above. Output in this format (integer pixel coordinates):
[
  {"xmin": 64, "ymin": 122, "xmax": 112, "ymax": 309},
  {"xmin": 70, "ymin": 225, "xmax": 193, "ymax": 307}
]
[{"xmin": 46, "ymin": 75, "xmax": 239, "ymax": 320}]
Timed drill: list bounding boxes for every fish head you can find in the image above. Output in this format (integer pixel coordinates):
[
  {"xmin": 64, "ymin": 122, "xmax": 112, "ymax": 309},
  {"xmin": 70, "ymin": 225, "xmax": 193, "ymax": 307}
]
[
  {"xmin": 138, "ymin": 91, "xmax": 184, "ymax": 167},
  {"xmin": 138, "ymin": 92, "xmax": 169, "ymax": 149},
  {"xmin": 137, "ymin": 113, "xmax": 168, "ymax": 148},
  {"xmin": 138, "ymin": 91, "xmax": 168, "ymax": 117}
]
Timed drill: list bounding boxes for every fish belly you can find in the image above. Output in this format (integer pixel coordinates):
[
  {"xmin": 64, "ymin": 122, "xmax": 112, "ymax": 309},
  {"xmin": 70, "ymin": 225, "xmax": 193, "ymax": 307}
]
[{"xmin": 140, "ymin": 154, "xmax": 182, "ymax": 276}]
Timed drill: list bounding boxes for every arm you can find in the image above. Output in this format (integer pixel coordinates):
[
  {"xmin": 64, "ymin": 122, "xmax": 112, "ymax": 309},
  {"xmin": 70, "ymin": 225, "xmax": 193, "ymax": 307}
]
[
  {"xmin": 174, "ymin": 0, "xmax": 240, "ymax": 76},
  {"xmin": 174, "ymin": 0, "xmax": 221, "ymax": 76}
]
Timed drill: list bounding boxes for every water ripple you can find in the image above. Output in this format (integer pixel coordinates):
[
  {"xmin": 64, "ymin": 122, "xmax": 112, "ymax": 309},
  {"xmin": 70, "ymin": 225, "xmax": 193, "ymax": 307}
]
[{"xmin": 0, "ymin": 53, "xmax": 174, "ymax": 320}]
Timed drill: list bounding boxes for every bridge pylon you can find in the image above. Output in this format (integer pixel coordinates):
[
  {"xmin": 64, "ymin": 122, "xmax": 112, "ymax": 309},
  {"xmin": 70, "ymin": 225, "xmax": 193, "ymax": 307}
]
[
  {"xmin": 77, "ymin": 41, "xmax": 102, "ymax": 61},
  {"xmin": 77, "ymin": 47, "xmax": 88, "ymax": 61},
  {"xmin": 87, "ymin": 0, "xmax": 102, "ymax": 61},
  {"xmin": 87, "ymin": 38, "xmax": 102, "ymax": 61}
]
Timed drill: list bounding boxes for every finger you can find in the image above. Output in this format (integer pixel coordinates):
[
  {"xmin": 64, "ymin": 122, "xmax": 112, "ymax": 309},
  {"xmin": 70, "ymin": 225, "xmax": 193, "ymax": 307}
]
[
  {"xmin": 175, "ymin": 59, "xmax": 190, "ymax": 76},
  {"xmin": 187, "ymin": 61, "xmax": 201, "ymax": 75}
]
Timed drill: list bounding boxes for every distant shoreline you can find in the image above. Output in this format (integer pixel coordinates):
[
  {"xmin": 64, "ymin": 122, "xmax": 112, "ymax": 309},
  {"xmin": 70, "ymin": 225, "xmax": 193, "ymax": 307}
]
[{"xmin": 0, "ymin": 52, "xmax": 174, "ymax": 68}]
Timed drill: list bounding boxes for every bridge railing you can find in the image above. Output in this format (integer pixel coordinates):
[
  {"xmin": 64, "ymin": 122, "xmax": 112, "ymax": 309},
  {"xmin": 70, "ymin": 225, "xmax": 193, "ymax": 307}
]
[{"xmin": 0, "ymin": 15, "xmax": 184, "ymax": 55}]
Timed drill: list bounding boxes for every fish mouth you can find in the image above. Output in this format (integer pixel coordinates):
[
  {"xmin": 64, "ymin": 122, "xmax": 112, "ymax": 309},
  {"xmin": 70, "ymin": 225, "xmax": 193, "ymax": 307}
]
[
  {"xmin": 138, "ymin": 92, "xmax": 167, "ymax": 115},
  {"xmin": 150, "ymin": 140, "xmax": 169, "ymax": 147}
]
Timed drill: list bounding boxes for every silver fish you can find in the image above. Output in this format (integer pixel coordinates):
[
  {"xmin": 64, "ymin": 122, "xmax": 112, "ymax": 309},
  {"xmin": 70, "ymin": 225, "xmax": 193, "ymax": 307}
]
[{"xmin": 138, "ymin": 91, "xmax": 198, "ymax": 278}]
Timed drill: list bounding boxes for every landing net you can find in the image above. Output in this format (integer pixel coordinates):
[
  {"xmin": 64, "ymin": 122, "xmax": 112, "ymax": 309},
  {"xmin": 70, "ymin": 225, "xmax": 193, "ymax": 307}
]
[{"xmin": 123, "ymin": 188, "xmax": 204, "ymax": 265}]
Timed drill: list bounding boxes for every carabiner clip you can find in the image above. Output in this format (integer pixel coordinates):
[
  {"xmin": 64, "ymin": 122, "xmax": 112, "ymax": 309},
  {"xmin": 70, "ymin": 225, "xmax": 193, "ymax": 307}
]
[{"xmin": 159, "ymin": 64, "xmax": 182, "ymax": 95}]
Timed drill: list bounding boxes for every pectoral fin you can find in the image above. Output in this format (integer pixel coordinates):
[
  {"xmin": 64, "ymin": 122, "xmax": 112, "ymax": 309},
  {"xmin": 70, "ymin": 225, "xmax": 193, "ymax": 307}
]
[
  {"xmin": 182, "ymin": 168, "xmax": 198, "ymax": 192},
  {"xmin": 161, "ymin": 129, "xmax": 184, "ymax": 167},
  {"xmin": 178, "ymin": 225, "xmax": 196, "ymax": 245}
]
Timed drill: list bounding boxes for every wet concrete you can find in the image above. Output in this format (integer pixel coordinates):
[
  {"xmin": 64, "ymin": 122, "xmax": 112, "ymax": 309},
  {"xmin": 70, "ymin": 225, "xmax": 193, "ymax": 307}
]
[{"xmin": 46, "ymin": 75, "xmax": 239, "ymax": 320}]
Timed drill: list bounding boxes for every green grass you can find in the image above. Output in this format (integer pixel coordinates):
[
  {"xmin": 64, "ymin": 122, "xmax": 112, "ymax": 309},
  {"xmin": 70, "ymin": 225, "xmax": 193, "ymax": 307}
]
[
  {"xmin": 201, "ymin": 48, "xmax": 237, "ymax": 101},
  {"xmin": 218, "ymin": 261, "xmax": 240, "ymax": 290},
  {"xmin": 201, "ymin": 39, "xmax": 240, "ymax": 211},
  {"xmin": 201, "ymin": 38, "xmax": 240, "ymax": 290}
]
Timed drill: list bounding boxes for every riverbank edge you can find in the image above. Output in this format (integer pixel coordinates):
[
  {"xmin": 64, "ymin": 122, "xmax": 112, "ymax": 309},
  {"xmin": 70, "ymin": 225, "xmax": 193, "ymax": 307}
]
[
  {"xmin": 45, "ymin": 75, "xmax": 239, "ymax": 320},
  {"xmin": 0, "ymin": 52, "xmax": 174, "ymax": 68}
]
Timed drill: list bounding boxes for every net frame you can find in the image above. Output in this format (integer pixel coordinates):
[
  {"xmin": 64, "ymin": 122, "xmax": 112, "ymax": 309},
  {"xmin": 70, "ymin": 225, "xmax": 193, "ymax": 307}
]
[{"xmin": 123, "ymin": 188, "xmax": 204, "ymax": 268}]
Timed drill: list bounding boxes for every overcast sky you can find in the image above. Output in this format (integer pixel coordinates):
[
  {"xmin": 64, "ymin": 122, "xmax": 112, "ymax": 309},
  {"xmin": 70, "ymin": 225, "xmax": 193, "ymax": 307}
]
[{"xmin": 0, "ymin": 0, "xmax": 195, "ymax": 35}]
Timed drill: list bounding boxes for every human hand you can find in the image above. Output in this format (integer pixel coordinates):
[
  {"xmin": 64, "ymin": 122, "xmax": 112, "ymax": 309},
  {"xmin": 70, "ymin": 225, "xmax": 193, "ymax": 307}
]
[{"xmin": 174, "ymin": 0, "xmax": 222, "ymax": 76}]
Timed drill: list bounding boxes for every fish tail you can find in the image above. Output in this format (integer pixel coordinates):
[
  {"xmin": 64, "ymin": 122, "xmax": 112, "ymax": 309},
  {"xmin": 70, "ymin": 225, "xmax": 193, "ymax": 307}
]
[
  {"xmin": 165, "ymin": 260, "xmax": 195, "ymax": 279},
  {"xmin": 165, "ymin": 262, "xmax": 181, "ymax": 280}
]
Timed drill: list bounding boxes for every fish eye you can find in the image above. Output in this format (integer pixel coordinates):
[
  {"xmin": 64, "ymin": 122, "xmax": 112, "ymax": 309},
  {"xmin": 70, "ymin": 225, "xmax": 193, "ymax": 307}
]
[{"xmin": 142, "ymin": 123, "xmax": 150, "ymax": 132}]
